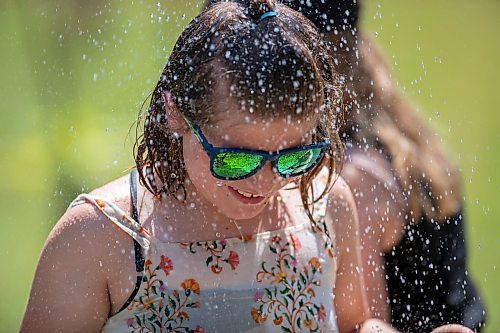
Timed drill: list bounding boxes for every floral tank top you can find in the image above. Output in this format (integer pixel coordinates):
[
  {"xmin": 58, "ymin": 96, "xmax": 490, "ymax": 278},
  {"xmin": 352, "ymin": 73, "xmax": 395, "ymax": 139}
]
[{"xmin": 69, "ymin": 170, "xmax": 339, "ymax": 333}]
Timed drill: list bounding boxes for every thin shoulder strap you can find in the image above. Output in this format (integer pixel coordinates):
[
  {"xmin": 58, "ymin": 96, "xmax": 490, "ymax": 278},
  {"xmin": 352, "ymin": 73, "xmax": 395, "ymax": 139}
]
[
  {"xmin": 115, "ymin": 169, "xmax": 146, "ymax": 313},
  {"xmin": 68, "ymin": 178, "xmax": 151, "ymax": 250},
  {"xmin": 129, "ymin": 169, "xmax": 145, "ymax": 273},
  {"xmin": 130, "ymin": 168, "xmax": 139, "ymax": 222}
]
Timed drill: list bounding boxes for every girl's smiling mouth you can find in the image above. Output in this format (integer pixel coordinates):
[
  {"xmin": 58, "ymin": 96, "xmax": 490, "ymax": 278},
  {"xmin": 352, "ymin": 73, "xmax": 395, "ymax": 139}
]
[{"xmin": 227, "ymin": 185, "xmax": 266, "ymax": 204}]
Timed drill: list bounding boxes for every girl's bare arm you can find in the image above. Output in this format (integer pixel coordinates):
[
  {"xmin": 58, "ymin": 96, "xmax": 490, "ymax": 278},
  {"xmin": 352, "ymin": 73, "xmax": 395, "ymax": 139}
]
[{"xmin": 20, "ymin": 204, "xmax": 113, "ymax": 333}]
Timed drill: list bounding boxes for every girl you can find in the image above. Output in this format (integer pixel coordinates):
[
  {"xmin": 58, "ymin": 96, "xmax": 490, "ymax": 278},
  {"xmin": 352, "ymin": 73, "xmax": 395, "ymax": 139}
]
[
  {"xmin": 21, "ymin": 1, "xmax": 397, "ymax": 332},
  {"xmin": 270, "ymin": 0, "xmax": 485, "ymax": 332}
]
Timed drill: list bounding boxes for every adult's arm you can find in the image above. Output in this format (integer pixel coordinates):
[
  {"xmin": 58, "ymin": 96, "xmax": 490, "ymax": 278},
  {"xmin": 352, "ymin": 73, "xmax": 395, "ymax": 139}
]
[
  {"xmin": 327, "ymin": 177, "xmax": 398, "ymax": 333},
  {"xmin": 341, "ymin": 148, "xmax": 407, "ymax": 321}
]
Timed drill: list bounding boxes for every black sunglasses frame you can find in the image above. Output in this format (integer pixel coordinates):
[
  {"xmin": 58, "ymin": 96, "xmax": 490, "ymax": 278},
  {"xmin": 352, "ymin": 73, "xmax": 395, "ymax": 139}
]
[{"xmin": 186, "ymin": 119, "xmax": 330, "ymax": 181}]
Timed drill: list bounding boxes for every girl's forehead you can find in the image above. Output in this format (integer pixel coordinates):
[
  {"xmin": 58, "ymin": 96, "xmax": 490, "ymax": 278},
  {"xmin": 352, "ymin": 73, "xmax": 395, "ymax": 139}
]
[{"xmin": 204, "ymin": 113, "xmax": 318, "ymax": 151}]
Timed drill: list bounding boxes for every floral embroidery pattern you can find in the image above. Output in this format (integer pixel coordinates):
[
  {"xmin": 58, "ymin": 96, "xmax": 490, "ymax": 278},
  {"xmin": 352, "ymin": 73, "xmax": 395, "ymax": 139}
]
[
  {"xmin": 126, "ymin": 256, "xmax": 203, "ymax": 333},
  {"xmin": 252, "ymin": 235, "xmax": 326, "ymax": 332},
  {"xmin": 181, "ymin": 240, "xmax": 240, "ymax": 274}
]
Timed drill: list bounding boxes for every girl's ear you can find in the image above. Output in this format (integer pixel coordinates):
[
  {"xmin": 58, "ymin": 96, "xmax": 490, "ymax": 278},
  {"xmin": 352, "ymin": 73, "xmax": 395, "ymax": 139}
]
[{"xmin": 160, "ymin": 90, "xmax": 189, "ymax": 135}]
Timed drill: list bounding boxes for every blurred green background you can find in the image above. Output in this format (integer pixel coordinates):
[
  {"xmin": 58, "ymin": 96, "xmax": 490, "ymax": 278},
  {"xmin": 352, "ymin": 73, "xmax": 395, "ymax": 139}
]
[{"xmin": 0, "ymin": 0, "xmax": 498, "ymax": 331}]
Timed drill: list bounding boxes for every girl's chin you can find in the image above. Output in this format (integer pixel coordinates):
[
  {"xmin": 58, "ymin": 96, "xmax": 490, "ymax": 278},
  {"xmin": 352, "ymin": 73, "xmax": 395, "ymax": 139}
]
[{"xmin": 218, "ymin": 200, "xmax": 269, "ymax": 221}]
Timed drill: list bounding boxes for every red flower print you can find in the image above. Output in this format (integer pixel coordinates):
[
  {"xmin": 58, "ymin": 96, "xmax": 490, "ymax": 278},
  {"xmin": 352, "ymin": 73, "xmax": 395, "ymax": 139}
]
[
  {"xmin": 194, "ymin": 325, "xmax": 204, "ymax": 333},
  {"xmin": 309, "ymin": 257, "xmax": 322, "ymax": 272},
  {"xmin": 271, "ymin": 235, "xmax": 282, "ymax": 243},
  {"xmin": 177, "ymin": 311, "xmax": 190, "ymax": 320},
  {"xmin": 318, "ymin": 304, "xmax": 326, "ymax": 322},
  {"xmin": 306, "ymin": 287, "xmax": 316, "ymax": 297},
  {"xmin": 160, "ymin": 255, "xmax": 173, "ymax": 276},
  {"xmin": 273, "ymin": 316, "xmax": 284, "ymax": 325},
  {"xmin": 211, "ymin": 265, "xmax": 223, "ymax": 274},
  {"xmin": 251, "ymin": 307, "xmax": 268, "ymax": 323},
  {"xmin": 144, "ymin": 259, "xmax": 152, "ymax": 270},
  {"xmin": 181, "ymin": 278, "xmax": 201, "ymax": 295},
  {"xmin": 184, "ymin": 240, "xmax": 240, "ymax": 274},
  {"xmin": 227, "ymin": 250, "xmax": 239, "ymax": 270},
  {"xmin": 126, "ymin": 318, "xmax": 134, "ymax": 327},
  {"xmin": 289, "ymin": 233, "xmax": 302, "ymax": 251}
]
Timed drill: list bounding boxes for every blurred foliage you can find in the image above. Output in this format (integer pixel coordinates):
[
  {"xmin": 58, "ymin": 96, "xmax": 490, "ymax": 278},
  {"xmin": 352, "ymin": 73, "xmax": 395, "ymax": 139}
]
[{"xmin": 0, "ymin": 0, "xmax": 498, "ymax": 331}]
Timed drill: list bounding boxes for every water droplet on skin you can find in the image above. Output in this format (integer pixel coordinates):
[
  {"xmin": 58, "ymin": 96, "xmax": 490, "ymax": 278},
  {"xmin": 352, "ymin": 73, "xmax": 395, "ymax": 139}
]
[
  {"xmin": 215, "ymin": 232, "xmax": 221, "ymax": 238},
  {"xmin": 215, "ymin": 181, "xmax": 224, "ymax": 187}
]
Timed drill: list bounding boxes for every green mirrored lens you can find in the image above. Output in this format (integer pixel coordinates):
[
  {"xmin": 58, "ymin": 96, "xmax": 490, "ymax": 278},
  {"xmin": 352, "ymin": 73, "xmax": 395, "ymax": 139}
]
[
  {"xmin": 277, "ymin": 148, "xmax": 322, "ymax": 176},
  {"xmin": 213, "ymin": 153, "xmax": 263, "ymax": 179}
]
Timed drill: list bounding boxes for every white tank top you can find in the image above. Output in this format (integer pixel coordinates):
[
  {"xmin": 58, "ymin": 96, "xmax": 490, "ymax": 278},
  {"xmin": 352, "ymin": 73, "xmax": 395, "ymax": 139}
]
[{"xmin": 69, "ymin": 171, "xmax": 339, "ymax": 333}]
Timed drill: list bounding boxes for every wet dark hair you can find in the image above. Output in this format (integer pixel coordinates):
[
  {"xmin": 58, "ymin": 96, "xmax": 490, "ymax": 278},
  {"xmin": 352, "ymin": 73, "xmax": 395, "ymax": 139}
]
[{"xmin": 134, "ymin": 0, "xmax": 344, "ymax": 222}]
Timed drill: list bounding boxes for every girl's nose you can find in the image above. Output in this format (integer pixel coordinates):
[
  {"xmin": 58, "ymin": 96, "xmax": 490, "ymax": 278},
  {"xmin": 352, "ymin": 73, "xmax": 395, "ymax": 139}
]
[{"xmin": 250, "ymin": 161, "xmax": 284, "ymax": 192}]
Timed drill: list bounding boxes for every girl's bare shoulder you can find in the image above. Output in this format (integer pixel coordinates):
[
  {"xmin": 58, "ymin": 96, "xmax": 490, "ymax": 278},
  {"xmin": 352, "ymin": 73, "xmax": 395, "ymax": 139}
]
[
  {"xmin": 46, "ymin": 174, "xmax": 136, "ymax": 271},
  {"xmin": 88, "ymin": 173, "xmax": 131, "ymax": 207},
  {"xmin": 21, "ymin": 175, "xmax": 138, "ymax": 332}
]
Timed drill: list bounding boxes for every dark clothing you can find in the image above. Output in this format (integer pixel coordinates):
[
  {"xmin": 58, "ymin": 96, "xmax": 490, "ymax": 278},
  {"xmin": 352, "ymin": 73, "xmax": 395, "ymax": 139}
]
[
  {"xmin": 385, "ymin": 211, "xmax": 486, "ymax": 332},
  {"xmin": 281, "ymin": 0, "xmax": 359, "ymax": 31},
  {"xmin": 206, "ymin": 0, "xmax": 359, "ymax": 32}
]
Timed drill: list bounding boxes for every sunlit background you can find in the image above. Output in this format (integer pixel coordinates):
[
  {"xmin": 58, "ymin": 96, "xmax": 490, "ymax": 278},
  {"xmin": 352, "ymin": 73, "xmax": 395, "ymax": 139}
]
[{"xmin": 0, "ymin": 0, "xmax": 498, "ymax": 331}]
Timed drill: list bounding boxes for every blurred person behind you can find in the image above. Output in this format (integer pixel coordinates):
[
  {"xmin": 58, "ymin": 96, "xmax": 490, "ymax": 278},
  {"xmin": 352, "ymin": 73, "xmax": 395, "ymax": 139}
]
[
  {"xmin": 204, "ymin": 0, "xmax": 486, "ymax": 331},
  {"xmin": 283, "ymin": 0, "xmax": 486, "ymax": 331}
]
